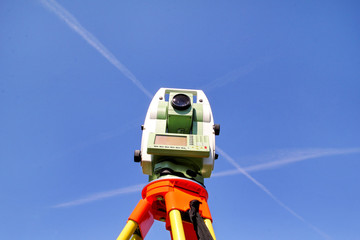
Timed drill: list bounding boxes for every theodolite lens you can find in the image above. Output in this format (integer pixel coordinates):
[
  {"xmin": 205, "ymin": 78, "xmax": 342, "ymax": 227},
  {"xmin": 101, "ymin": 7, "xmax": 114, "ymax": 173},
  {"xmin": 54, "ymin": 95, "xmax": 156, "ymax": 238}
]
[{"xmin": 171, "ymin": 94, "xmax": 191, "ymax": 110}]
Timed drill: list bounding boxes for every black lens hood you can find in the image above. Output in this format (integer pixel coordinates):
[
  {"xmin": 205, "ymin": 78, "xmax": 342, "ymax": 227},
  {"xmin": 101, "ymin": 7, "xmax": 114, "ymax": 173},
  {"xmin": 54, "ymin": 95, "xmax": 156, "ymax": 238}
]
[{"xmin": 171, "ymin": 94, "xmax": 191, "ymax": 110}]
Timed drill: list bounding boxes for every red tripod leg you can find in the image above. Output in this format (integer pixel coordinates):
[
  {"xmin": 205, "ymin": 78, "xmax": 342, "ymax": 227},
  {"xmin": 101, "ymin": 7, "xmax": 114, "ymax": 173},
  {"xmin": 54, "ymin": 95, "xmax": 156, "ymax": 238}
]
[{"xmin": 117, "ymin": 199, "xmax": 154, "ymax": 240}]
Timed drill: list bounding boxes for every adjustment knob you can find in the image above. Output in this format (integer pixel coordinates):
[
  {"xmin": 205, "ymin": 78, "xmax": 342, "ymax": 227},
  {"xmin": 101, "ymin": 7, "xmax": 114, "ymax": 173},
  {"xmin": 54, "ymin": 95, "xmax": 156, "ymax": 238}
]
[
  {"xmin": 213, "ymin": 124, "xmax": 220, "ymax": 135},
  {"xmin": 134, "ymin": 150, "xmax": 141, "ymax": 162}
]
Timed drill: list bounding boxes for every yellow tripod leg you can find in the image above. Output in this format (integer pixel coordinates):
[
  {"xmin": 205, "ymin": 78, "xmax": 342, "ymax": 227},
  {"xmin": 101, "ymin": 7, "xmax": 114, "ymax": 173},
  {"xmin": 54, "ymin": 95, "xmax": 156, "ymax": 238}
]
[
  {"xmin": 117, "ymin": 220, "xmax": 138, "ymax": 240},
  {"xmin": 204, "ymin": 219, "xmax": 216, "ymax": 240},
  {"xmin": 169, "ymin": 210, "xmax": 185, "ymax": 240}
]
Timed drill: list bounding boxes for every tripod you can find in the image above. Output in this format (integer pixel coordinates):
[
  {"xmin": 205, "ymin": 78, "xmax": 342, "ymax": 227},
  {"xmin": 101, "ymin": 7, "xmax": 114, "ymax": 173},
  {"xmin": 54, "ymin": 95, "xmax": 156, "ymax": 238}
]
[{"xmin": 116, "ymin": 178, "xmax": 216, "ymax": 240}]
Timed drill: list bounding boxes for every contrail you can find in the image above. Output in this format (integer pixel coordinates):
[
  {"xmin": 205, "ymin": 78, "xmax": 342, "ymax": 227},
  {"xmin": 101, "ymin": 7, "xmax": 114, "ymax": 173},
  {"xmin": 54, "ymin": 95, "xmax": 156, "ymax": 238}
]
[
  {"xmin": 200, "ymin": 56, "xmax": 274, "ymax": 92},
  {"xmin": 200, "ymin": 62, "xmax": 257, "ymax": 92},
  {"xmin": 53, "ymin": 147, "xmax": 360, "ymax": 209},
  {"xmin": 40, "ymin": 0, "xmax": 153, "ymax": 99},
  {"xmin": 212, "ymin": 147, "xmax": 360, "ymax": 178},
  {"xmin": 52, "ymin": 183, "xmax": 146, "ymax": 208},
  {"xmin": 216, "ymin": 146, "xmax": 331, "ymax": 240}
]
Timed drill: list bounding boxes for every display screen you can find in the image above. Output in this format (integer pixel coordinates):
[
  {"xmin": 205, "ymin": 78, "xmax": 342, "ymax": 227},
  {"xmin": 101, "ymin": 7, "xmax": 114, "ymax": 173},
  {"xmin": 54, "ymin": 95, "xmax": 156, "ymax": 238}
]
[{"xmin": 155, "ymin": 135, "xmax": 187, "ymax": 146}]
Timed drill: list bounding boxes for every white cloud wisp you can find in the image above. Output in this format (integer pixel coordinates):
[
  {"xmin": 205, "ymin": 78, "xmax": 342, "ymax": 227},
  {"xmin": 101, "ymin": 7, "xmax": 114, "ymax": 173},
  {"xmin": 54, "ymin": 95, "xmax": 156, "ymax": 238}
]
[
  {"xmin": 212, "ymin": 147, "xmax": 360, "ymax": 178},
  {"xmin": 53, "ymin": 147, "xmax": 359, "ymax": 211},
  {"xmin": 52, "ymin": 183, "xmax": 146, "ymax": 208},
  {"xmin": 40, "ymin": 0, "xmax": 153, "ymax": 99}
]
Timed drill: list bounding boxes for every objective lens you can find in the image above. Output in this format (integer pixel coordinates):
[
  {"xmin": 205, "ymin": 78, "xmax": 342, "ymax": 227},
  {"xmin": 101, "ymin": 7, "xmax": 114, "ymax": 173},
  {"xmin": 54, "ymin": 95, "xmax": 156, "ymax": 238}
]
[{"xmin": 171, "ymin": 94, "xmax": 191, "ymax": 110}]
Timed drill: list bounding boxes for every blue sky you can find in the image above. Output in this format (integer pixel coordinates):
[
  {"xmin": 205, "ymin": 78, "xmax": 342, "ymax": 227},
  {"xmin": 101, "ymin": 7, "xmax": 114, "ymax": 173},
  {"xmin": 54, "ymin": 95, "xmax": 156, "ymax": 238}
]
[{"xmin": 1, "ymin": 0, "xmax": 360, "ymax": 239}]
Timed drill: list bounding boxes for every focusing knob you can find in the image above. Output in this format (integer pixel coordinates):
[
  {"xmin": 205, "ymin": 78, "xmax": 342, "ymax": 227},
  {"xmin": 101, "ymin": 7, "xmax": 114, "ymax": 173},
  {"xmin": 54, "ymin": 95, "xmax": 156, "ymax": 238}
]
[
  {"xmin": 134, "ymin": 150, "xmax": 141, "ymax": 162},
  {"xmin": 214, "ymin": 124, "xmax": 220, "ymax": 135}
]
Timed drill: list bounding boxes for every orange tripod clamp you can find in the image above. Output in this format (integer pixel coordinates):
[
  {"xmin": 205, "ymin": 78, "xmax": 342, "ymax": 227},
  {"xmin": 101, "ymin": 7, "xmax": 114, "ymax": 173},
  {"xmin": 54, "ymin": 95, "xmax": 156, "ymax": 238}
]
[{"xmin": 118, "ymin": 178, "xmax": 215, "ymax": 240}]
